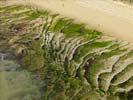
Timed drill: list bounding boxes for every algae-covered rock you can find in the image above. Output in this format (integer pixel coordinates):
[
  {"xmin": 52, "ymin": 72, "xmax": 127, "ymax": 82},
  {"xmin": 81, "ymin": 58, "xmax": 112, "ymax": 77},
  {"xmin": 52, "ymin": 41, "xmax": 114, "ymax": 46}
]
[{"xmin": 0, "ymin": 3, "xmax": 133, "ymax": 100}]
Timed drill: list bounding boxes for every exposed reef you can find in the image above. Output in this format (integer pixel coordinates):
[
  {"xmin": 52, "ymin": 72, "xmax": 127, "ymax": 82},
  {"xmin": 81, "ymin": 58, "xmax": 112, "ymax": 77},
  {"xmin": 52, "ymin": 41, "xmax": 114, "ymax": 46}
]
[{"xmin": 0, "ymin": 3, "xmax": 133, "ymax": 100}]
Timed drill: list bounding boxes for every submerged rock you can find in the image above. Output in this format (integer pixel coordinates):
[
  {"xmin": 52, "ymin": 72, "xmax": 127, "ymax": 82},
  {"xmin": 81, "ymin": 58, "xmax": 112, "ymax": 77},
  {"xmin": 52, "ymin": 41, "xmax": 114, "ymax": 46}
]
[{"xmin": 0, "ymin": 59, "xmax": 43, "ymax": 100}]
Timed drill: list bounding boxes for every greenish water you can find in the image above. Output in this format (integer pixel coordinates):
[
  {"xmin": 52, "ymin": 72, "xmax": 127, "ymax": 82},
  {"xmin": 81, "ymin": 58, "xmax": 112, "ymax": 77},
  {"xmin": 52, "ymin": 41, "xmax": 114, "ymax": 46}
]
[{"xmin": 0, "ymin": 54, "xmax": 42, "ymax": 100}]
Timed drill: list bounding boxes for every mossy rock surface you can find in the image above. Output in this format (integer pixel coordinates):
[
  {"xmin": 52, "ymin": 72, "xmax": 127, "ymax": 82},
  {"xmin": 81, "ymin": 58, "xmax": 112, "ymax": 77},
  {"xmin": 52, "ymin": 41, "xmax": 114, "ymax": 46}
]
[{"xmin": 0, "ymin": 3, "xmax": 133, "ymax": 100}]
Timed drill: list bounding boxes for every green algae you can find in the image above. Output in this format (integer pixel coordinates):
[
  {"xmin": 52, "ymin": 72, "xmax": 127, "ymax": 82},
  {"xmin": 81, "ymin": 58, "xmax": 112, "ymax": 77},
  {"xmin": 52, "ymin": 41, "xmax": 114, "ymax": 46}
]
[{"xmin": 0, "ymin": 3, "xmax": 133, "ymax": 100}]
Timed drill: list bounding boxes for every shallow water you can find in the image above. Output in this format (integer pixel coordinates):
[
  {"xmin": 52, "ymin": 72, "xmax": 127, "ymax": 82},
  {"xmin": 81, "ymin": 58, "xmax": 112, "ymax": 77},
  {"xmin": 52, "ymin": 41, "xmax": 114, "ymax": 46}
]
[{"xmin": 0, "ymin": 54, "xmax": 42, "ymax": 100}]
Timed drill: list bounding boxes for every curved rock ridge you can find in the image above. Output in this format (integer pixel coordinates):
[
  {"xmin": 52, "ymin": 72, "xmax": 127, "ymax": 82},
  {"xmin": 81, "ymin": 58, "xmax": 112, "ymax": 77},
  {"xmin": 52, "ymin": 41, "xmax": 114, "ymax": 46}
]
[
  {"xmin": 43, "ymin": 31, "xmax": 133, "ymax": 99},
  {"xmin": 0, "ymin": 4, "xmax": 133, "ymax": 100}
]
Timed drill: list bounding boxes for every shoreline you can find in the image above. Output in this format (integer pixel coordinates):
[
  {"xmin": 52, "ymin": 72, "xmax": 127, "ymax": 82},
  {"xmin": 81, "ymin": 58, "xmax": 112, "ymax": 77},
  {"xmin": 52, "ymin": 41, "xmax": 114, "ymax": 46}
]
[{"xmin": 6, "ymin": 0, "xmax": 133, "ymax": 43}]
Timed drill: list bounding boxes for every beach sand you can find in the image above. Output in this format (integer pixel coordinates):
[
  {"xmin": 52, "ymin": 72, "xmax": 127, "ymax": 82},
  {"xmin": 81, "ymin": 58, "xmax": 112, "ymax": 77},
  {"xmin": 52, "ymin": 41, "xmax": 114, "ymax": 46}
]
[{"xmin": 6, "ymin": 0, "xmax": 133, "ymax": 43}]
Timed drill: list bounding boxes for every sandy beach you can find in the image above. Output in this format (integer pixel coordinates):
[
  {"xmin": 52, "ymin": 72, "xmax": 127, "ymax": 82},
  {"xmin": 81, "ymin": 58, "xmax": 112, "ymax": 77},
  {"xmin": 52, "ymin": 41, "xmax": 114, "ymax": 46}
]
[{"xmin": 6, "ymin": 0, "xmax": 133, "ymax": 42}]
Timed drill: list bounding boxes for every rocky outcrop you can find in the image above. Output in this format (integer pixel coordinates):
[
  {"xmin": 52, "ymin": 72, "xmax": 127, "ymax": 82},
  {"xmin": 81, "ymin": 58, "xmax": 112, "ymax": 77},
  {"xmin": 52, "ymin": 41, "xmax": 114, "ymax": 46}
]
[{"xmin": 0, "ymin": 4, "xmax": 133, "ymax": 100}]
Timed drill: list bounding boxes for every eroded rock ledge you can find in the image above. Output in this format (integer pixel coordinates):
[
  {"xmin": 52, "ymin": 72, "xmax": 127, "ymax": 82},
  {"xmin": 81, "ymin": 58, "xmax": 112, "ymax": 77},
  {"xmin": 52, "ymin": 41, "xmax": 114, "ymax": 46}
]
[{"xmin": 0, "ymin": 3, "xmax": 133, "ymax": 100}]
